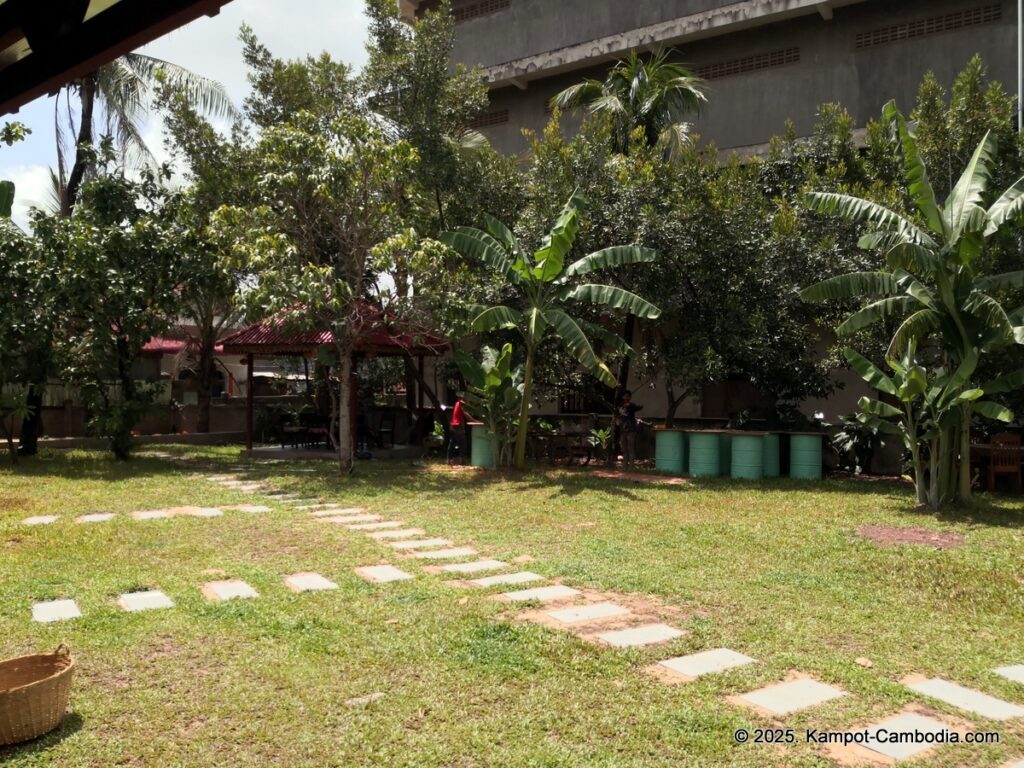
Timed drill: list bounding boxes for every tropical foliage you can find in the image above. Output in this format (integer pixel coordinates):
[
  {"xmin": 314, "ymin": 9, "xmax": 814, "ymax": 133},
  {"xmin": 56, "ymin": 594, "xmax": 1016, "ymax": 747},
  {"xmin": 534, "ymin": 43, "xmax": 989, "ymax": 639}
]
[
  {"xmin": 454, "ymin": 343, "xmax": 523, "ymax": 467},
  {"xmin": 552, "ymin": 48, "xmax": 706, "ymax": 161},
  {"xmin": 441, "ymin": 194, "xmax": 660, "ymax": 469},
  {"xmin": 801, "ymin": 101, "xmax": 1024, "ymax": 506}
]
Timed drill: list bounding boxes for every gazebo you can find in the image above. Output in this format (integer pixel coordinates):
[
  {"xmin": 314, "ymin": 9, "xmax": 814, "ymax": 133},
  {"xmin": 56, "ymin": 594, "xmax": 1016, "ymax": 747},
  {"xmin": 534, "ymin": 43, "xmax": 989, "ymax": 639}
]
[{"xmin": 219, "ymin": 303, "xmax": 448, "ymax": 451}]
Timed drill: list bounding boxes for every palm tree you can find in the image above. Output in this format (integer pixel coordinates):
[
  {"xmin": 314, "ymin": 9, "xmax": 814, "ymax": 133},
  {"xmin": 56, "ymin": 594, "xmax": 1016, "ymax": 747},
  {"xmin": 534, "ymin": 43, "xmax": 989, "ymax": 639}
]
[
  {"xmin": 800, "ymin": 101, "xmax": 1024, "ymax": 506},
  {"xmin": 441, "ymin": 194, "xmax": 661, "ymax": 470},
  {"xmin": 551, "ymin": 48, "xmax": 706, "ymax": 162},
  {"xmin": 54, "ymin": 53, "xmax": 238, "ymax": 214}
]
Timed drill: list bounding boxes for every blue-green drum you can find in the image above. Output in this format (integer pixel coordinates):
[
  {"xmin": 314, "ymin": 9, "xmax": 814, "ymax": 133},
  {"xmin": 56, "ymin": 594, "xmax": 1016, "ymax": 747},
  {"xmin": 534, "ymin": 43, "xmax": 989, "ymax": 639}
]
[
  {"xmin": 470, "ymin": 425, "xmax": 495, "ymax": 468},
  {"xmin": 655, "ymin": 430, "xmax": 686, "ymax": 475},
  {"xmin": 687, "ymin": 432, "xmax": 721, "ymax": 477},
  {"xmin": 730, "ymin": 433, "xmax": 764, "ymax": 481},
  {"xmin": 789, "ymin": 433, "xmax": 823, "ymax": 480}
]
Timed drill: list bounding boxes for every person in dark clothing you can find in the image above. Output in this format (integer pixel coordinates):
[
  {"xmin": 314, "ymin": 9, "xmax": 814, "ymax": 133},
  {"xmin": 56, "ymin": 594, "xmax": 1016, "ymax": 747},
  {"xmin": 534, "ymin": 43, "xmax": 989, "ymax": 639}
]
[
  {"xmin": 616, "ymin": 390, "xmax": 643, "ymax": 466},
  {"xmin": 447, "ymin": 394, "xmax": 468, "ymax": 465}
]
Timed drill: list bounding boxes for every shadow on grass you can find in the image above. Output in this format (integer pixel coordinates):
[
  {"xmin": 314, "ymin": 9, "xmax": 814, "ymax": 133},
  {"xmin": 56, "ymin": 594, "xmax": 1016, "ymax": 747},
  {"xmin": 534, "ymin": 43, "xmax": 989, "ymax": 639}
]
[{"xmin": 0, "ymin": 712, "xmax": 84, "ymax": 758}]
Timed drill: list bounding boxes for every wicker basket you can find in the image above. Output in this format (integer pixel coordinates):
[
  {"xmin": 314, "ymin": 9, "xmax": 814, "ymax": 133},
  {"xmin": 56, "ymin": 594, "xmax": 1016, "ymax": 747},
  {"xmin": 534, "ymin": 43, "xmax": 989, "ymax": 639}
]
[{"xmin": 0, "ymin": 645, "xmax": 75, "ymax": 745}]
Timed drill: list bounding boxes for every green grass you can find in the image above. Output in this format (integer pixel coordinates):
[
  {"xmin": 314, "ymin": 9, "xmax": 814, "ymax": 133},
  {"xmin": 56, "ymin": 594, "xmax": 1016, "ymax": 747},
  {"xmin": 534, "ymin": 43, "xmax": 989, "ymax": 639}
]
[{"xmin": 1, "ymin": 446, "xmax": 1023, "ymax": 767}]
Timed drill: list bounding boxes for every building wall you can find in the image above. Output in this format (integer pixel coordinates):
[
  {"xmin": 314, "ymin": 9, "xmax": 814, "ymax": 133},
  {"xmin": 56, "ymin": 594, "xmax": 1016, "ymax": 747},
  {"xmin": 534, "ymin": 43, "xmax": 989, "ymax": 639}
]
[{"xmin": 455, "ymin": 0, "xmax": 1016, "ymax": 154}]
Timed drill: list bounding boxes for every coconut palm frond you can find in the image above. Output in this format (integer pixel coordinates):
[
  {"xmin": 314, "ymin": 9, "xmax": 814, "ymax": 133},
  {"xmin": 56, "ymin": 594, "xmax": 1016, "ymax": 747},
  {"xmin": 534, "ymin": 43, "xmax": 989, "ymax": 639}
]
[{"xmin": 123, "ymin": 53, "xmax": 239, "ymax": 121}]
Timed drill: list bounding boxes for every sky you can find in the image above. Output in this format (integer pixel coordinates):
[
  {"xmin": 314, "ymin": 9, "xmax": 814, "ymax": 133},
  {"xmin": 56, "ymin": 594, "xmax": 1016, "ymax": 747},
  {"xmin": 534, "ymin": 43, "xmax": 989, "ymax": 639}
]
[{"xmin": 0, "ymin": 0, "xmax": 372, "ymax": 227}]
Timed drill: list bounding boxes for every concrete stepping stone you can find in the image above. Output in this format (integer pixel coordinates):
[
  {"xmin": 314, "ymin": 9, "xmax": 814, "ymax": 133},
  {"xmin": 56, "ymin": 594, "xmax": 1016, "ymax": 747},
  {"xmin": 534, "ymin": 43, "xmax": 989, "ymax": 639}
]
[
  {"xmin": 390, "ymin": 538, "xmax": 452, "ymax": 550},
  {"xmin": 470, "ymin": 571, "xmax": 544, "ymax": 588},
  {"xmin": 657, "ymin": 649, "xmax": 756, "ymax": 680},
  {"xmin": 546, "ymin": 602, "xmax": 630, "ymax": 624},
  {"xmin": 295, "ymin": 503, "xmax": 343, "ymax": 510},
  {"xmin": 346, "ymin": 521, "xmax": 403, "ymax": 530},
  {"xmin": 369, "ymin": 528, "xmax": 426, "ymax": 540},
  {"xmin": 502, "ymin": 584, "xmax": 580, "ymax": 602},
  {"xmin": 440, "ymin": 559, "xmax": 508, "ymax": 574},
  {"xmin": 32, "ymin": 599, "xmax": 81, "ymax": 623},
  {"xmin": 319, "ymin": 514, "xmax": 381, "ymax": 524},
  {"xmin": 311, "ymin": 508, "xmax": 356, "ymax": 517},
  {"xmin": 854, "ymin": 713, "xmax": 952, "ymax": 761},
  {"xmin": 226, "ymin": 504, "xmax": 271, "ymax": 513},
  {"xmin": 133, "ymin": 509, "xmax": 171, "ymax": 521},
  {"xmin": 76, "ymin": 513, "xmax": 115, "ymax": 524},
  {"xmin": 905, "ymin": 677, "xmax": 1024, "ymax": 720},
  {"xmin": 24, "ymin": 515, "xmax": 59, "ymax": 526},
  {"xmin": 117, "ymin": 589, "xmax": 174, "ymax": 612},
  {"xmin": 188, "ymin": 507, "xmax": 224, "ymax": 518},
  {"xmin": 996, "ymin": 665, "xmax": 1024, "ymax": 684},
  {"xmin": 736, "ymin": 678, "xmax": 846, "ymax": 715},
  {"xmin": 284, "ymin": 572, "xmax": 338, "ymax": 592},
  {"xmin": 201, "ymin": 579, "xmax": 259, "ymax": 601},
  {"xmin": 596, "ymin": 623, "xmax": 684, "ymax": 648},
  {"xmin": 412, "ymin": 546, "xmax": 477, "ymax": 560},
  {"xmin": 354, "ymin": 565, "xmax": 414, "ymax": 584}
]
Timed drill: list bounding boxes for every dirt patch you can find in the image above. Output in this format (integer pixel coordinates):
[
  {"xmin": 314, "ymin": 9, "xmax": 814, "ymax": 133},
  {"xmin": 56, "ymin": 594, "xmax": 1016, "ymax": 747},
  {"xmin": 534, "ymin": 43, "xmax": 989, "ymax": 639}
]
[
  {"xmin": 0, "ymin": 496, "xmax": 30, "ymax": 512},
  {"xmin": 857, "ymin": 525, "xmax": 965, "ymax": 550},
  {"xmin": 592, "ymin": 470, "xmax": 687, "ymax": 486}
]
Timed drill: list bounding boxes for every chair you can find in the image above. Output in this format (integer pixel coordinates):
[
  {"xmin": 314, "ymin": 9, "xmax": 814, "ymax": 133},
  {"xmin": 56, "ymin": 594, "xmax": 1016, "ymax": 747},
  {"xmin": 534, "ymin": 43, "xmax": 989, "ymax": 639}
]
[{"xmin": 988, "ymin": 433, "xmax": 1022, "ymax": 492}]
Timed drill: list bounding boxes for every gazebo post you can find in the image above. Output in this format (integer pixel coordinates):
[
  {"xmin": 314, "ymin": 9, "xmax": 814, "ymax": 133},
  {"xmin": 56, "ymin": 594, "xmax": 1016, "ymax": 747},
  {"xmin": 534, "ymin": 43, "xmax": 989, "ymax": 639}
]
[
  {"xmin": 417, "ymin": 355, "xmax": 425, "ymax": 410},
  {"xmin": 245, "ymin": 353, "xmax": 254, "ymax": 451}
]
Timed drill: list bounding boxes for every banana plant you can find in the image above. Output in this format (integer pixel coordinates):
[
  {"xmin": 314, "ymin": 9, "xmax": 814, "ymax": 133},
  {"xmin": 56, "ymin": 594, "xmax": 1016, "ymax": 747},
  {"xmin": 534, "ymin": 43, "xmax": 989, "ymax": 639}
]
[
  {"xmin": 440, "ymin": 193, "xmax": 660, "ymax": 469},
  {"xmin": 454, "ymin": 344, "xmax": 523, "ymax": 468},
  {"xmin": 845, "ymin": 341, "xmax": 1013, "ymax": 507},
  {"xmin": 801, "ymin": 100, "xmax": 1024, "ymax": 503}
]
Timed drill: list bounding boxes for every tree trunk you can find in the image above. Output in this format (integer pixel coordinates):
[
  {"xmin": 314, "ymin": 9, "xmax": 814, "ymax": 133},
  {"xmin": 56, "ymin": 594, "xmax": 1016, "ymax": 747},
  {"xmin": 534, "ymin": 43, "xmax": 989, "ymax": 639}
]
[
  {"xmin": 336, "ymin": 344, "xmax": 354, "ymax": 473},
  {"xmin": 957, "ymin": 403, "xmax": 972, "ymax": 502},
  {"xmin": 513, "ymin": 344, "xmax": 536, "ymax": 470},
  {"xmin": 64, "ymin": 74, "xmax": 97, "ymax": 215},
  {"xmin": 615, "ymin": 315, "xmax": 636, "ymax": 392},
  {"xmin": 16, "ymin": 383, "xmax": 43, "ymax": 456},
  {"xmin": 111, "ymin": 336, "xmax": 135, "ymax": 460},
  {"xmin": 196, "ymin": 336, "xmax": 216, "ymax": 433},
  {"xmin": 665, "ymin": 385, "xmax": 687, "ymax": 429}
]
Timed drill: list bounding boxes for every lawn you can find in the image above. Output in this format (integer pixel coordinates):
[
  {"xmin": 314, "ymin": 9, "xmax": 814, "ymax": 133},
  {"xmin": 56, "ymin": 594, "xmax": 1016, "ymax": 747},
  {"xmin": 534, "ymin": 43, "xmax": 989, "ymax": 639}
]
[{"xmin": 1, "ymin": 446, "xmax": 1022, "ymax": 767}]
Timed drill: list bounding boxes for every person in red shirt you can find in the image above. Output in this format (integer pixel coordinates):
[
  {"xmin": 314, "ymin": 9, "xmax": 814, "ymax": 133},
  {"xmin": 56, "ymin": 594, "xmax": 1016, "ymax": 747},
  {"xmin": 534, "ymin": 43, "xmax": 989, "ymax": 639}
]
[{"xmin": 447, "ymin": 394, "xmax": 468, "ymax": 465}]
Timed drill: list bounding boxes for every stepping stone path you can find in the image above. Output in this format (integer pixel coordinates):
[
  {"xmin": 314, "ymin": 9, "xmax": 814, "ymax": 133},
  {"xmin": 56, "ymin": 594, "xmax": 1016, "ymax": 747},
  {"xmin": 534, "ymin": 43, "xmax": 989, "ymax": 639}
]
[
  {"xmin": 502, "ymin": 584, "xmax": 580, "ymax": 603},
  {"xmin": 118, "ymin": 590, "xmax": 174, "ymax": 612},
  {"xmin": 284, "ymin": 572, "xmax": 338, "ymax": 592},
  {"xmin": 996, "ymin": 665, "xmax": 1024, "ymax": 684},
  {"xmin": 133, "ymin": 509, "xmax": 171, "ymax": 521},
  {"xmin": 354, "ymin": 565, "xmax": 414, "ymax": 584},
  {"xmin": 32, "ymin": 599, "xmax": 81, "ymax": 623},
  {"xmin": 24, "ymin": 515, "xmax": 59, "ymax": 525},
  {"xmin": 188, "ymin": 507, "xmax": 224, "ymax": 518},
  {"xmin": 596, "ymin": 623, "xmax": 685, "ymax": 648},
  {"xmin": 346, "ymin": 521, "xmax": 403, "ymax": 530},
  {"xmin": 412, "ymin": 546, "xmax": 476, "ymax": 560},
  {"xmin": 546, "ymin": 602, "xmax": 629, "ymax": 624},
  {"xmin": 656, "ymin": 649, "xmax": 756, "ymax": 680},
  {"xmin": 854, "ymin": 713, "xmax": 953, "ymax": 761},
  {"xmin": 76, "ymin": 513, "xmax": 115, "ymax": 524},
  {"xmin": 390, "ymin": 538, "xmax": 452, "ymax": 551},
  {"xmin": 369, "ymin": 528, "xmax": 426, "ymax": 540},
  {"xmin": 311, "ymin": 508, "xmax": 358, "ymax": 518},
  {"xmin": 905, "ymin": 677, "xmax": 1024, "ymax": 720},
  {"xmin": 440, "ymin": 559, "xmax": 508, "ymax": 574},
  {"xmin": 202, "ymin": 579, "xmax": 259, "ymax": 602},
  {"xmin": 470, "ymin": 571, "xmax": 543, "ymax": 588},
  {"xmin": 736, "ymin": 678, "xmax": 846, "ymax": 715}
]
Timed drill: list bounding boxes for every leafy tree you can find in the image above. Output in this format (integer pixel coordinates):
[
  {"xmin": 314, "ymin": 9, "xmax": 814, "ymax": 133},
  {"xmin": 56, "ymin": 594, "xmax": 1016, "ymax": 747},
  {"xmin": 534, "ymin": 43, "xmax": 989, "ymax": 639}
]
[
  {"xmin": 552, "ymin": 48, "xmax": 706, "ymax": 161},
  {"xmin": 215, "ymin": 34, "xmax": 418, "ymax": 472},
  {"xmin": 801, "ymin": 101, "xmax": 1024, "ymax": 506},
  {"xmin": 33, "ymin": 154, "xmax": 187, "ymax": 459},
  {"xmin": 441, "ymin": 194, "xmax": 660, "ymax": 469}
]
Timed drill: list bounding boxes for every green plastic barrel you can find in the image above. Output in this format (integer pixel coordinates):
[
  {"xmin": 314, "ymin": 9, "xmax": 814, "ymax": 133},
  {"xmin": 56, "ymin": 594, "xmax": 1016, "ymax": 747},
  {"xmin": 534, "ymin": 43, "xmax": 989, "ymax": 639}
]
[
  {"xmin": 719, "ymin": 433, "xmax": 732, "ymax": 476},
  {"xmin": 687, "ymin": 432, "xmax": 721, "ymax": 477},
  {"xmin": 730, "ymin": 433, "xmax": 764, "ymax": 480},
  {"xmin": 762, "ymin": 433, "xmax": 780, "ymax": 478},
  {"xmin": 470, "ymin": 425, "xmax": 495, "ymax": 468},
  {"xmin": 789, "ymin": 433, "xmax": 823, "ymax": 480},
  {"xmin": 655, "ymin": 430, "xmax": 686, "ymax": 475}
]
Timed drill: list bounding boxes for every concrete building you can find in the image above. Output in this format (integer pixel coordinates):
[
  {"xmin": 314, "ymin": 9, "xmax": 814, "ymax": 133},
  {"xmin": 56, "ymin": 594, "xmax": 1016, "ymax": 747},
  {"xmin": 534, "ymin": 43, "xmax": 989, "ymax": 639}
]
[{"xmin": 404, "ymin": 0, "xmax": 1017, "ymax": 156}]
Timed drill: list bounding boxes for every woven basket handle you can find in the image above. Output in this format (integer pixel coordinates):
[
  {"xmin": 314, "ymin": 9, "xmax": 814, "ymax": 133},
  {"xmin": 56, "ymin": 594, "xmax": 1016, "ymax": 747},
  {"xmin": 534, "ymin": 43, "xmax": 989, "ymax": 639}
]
[{"xmin": 54, "ymin": 643, "xmax": 71, "ymax": 657}]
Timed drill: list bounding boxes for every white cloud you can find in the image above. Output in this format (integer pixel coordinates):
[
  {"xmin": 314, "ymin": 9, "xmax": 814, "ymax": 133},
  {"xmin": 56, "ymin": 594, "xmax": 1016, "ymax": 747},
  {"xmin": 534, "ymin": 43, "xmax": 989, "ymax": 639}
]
[{"xmin": 5, "ymin": 164, "xmax": 56, "ymax": 229}]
